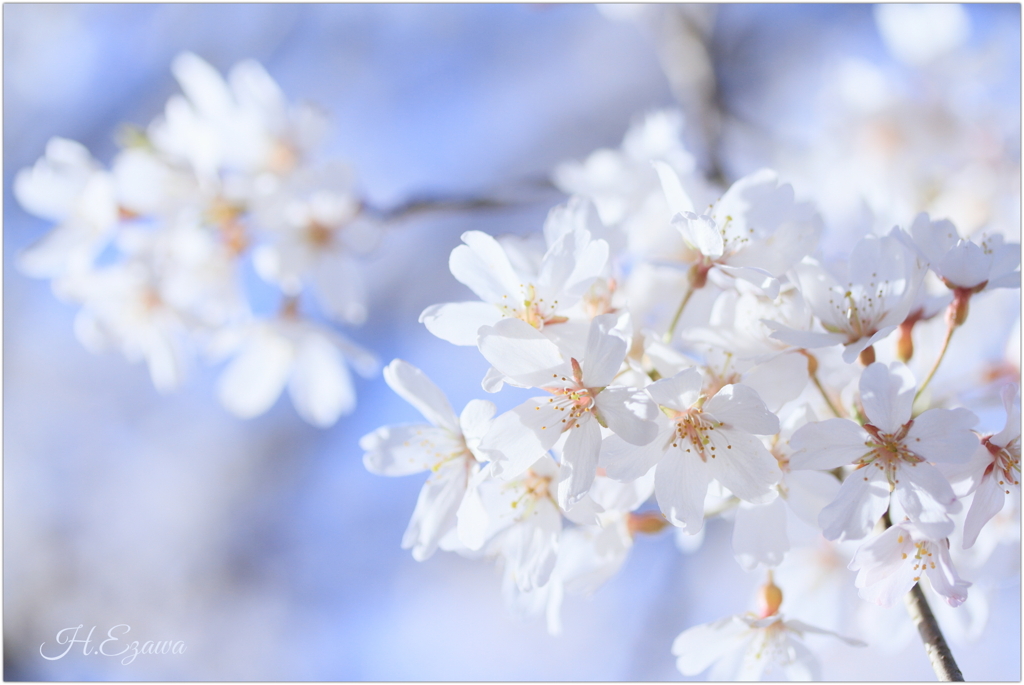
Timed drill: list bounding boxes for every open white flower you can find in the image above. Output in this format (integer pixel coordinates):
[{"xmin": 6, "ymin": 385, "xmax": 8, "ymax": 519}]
[
  {"xmin": 361, "ymin": 360, "xmax": 494, "ymax": 561},
  {"xmin": 656, "ymin": 163, "xmax": 823, "ymax": 298},
  {"xmin": 731, "ymin": 406, "xmax": 841, "ymax": 571},
  {"xmin": 946, "ymin": 384, "xmax": 1021, "ymax": 548},
  {"xmin": 14, "ymin": 137, "xmax": 119, "ymax": 279},
  {"xmin": 789, "ymin": 362, "xmax": 978, "ymax": 541},
  {"xmin": 477, "ymin": 314, "xmax": 657, "ymax": 508},
  {"xmin": 419, "ymin": 204, "xmax": 609, "ymax": 346},
  {"xmin": 251, "ymin": 162, "xmax": 376, "ymax": 325},
  {"xmin": 850, "ymin": 520, "xmax": 970, "ymax": 608},
  {"xmin": 150, "ymin": 52, "xmax": 326, "ymax": 183},
  {"xmin": 62, "ymin": 261, "xmax": 193, "ymax": 394},
  {"xmin": 897, "ymin": 212, "xmax": 1020, "ymax": 292},
  {"xmin": 673, "ymin": 577, "xmax": 864, "ymax": 681},
  {"xmin": 767, "ymin": 233, "xmax": 926, "ymax": 363},
  {"xmin": 459, "ymin": 456, "xmax": 563, "ymax": 592},
  {"xmin": 601, "ymin": 367, "xmax": 782, "ymax": 534},
  {"xmin": 215, "ymin": 316, "xmax": 377, "ymax": 427}
]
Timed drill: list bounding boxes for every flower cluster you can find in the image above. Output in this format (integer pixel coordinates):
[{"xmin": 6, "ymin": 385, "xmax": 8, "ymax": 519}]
[
  {"xmin": 365, "ymin": 108, "xmax": 1020, "ymax": 679},
  {"xmin": 15, "ymin": 53, "xmax": 379, "ymax": 426}
]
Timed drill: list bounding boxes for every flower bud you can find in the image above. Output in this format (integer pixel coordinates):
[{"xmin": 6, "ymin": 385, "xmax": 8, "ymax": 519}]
[
  {"xmin": 896, "ymin": 321, "xmax": 914, "ymax": 362},
  {"xmin": 627, "ymin": 511, "xmax": 670, "ymax": 536},
  {"xmin": 803, "ymin": 351, "xmax": 818, "ymax": 376},
  {"xmin": 858, "ymin": 345, "xmax": 876, "ymax": 366},
  {"xmin": 757, "ymin": 574, "xmax": 784, "ymax": 618},
  {"xmin": 948, "ymin": 289, "xmax": 971, "ymax": 327}
]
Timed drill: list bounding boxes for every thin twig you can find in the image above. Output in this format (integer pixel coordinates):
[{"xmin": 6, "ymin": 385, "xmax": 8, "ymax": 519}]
[
  {"xmin": 368, "ymin": 176, "xmax": 562, "ymax": 224},
  {"xmin": 809, "ymin": 366, "xmax": 844, "ymax": 419},
  {"xmin": 663, "ymin": 285, "xmax": 696, "ymax": 344},
  {"xmin": 915, "ymin": 319, "xmax": 957, "ymax": 403}
]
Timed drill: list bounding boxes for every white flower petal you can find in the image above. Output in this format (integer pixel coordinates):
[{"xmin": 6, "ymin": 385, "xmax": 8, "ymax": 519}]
[
  {"xmin": 478, "ymin": 317, "xmax": 568, "ymax": 387},
  {"xmin": 596, "ymin": 386, "xmax": 659, "ymax": 446},
  {"xmin": 938, "ymin": 240, "xmax": 991, "ymax": 289},
  {"xmin": 647, "ymin": 368, "xmax": 703, "ymax": 411},
  {"xmin": 715, "ymin": 264, "xmax": 781, "ymax": 299},
  {"xmin": 653, "ymin": 160, "xmax": 695, "ymax": 216},
  {"xmin": 850, "ymin": 523, "xmax": 911, "ymax": 586},
  {"xmin": 383, "ymin": 359, "xmax": 459, "ymax": 433},
  {"xmin": 783, "ymin": 470, "xmax": 841, "ymax": 527},
  {"xmin": 905, "ymin": 408, "xmax": 979, "ymax": 464},
  {"xmin": 419, "ymin": 301, "xmax": 503, "ymax": 346},
  {"xmin": 962, "ymin": 471, "xmax": 1007, "ymax": 549},
  {"xmin": 402, "ymin": 460, "xmax": 471, "ymax": 561},
  {"xmin": 449, "ymin": 230, "xmax": 521, "ymax": 303},
  {"xmin": 288, "ymin": 334, "xmax": 355, "ymax": 426},
  {"xmin": 704, "ymin": 384, "xmax": 780, "ymax": 436},
  {"xmin": 656, "ymin": 449, "xmax": 712, "ymax": 533},
  {"xmin": 217, "ymin": 331, "xmax": 293, "ymax": 419},
  {"xmin": 732, "ymin": 498, "xmax": 789, "ymax": 570},
  {"xmin": 841, "ymin": 327, "xmax": 898, "ymax": 364},
  {"xmin": 894, "ymin": 462, "xmax": 957, "ymax": 539},
  {"xmin": 675, "ymin": 211, "xmax": 724, "ymax": 258},
  {"xmin": 705, "ymin": 429, "xmax": 782, "ymax": 503},
  {"xmin": 859, "ymin": 362, "xmax": 916, "ymax": 433},
  {"xmin": 819, "ymin": 467, "xmax": 890, "ymax": 541},
  {"xmin": 479, "ymin": 398, "xmax": 563, "ymax": 479},
  {"xmin": 927, "ymin": 543, "xmax": 971, "ymax": 607},
  {"xmin": 740, "ymin": 352, "xmax": 809, "ymax": 414},
  {"xmin": 459, "ymin": 399, "xmax": 497, "ymax": 451},
  {"xmin": 581, "ymin": 314, "xmax": 628, "ymax": 388},
  {"xmin": 672, "ymin": 616, "xmax": 751, "ymax": 676},
  {"xmin": 360, "ymin": 424, "xmax": 447, "ymax": 475},
  {"xmin": 789, "ymin": 419, "xmax": 870, "ymax": 471},
  {"xmin": 765, "ymin": 320, "xmax": 847, "ymax": 350},
  {"xmin": 556, "ymin": 418, "xmax": 602, "ymax": 508},
  {"xmin": 993, "ymin": 384, "xmax": 1021, "ymax": 447},
  {"xmin": 600, "ymin": 429, "xmax": 669, "ymax": 482}
]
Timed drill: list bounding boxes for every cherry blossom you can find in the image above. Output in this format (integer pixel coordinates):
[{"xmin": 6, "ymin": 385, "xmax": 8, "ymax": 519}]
[
  {"xmin": 767, "ymin": 233, "xmax": 926, "ymax": 363},
  {"xmin": 656, "ymin": 163, "xmax": 823, "ymax": 299},
  {"xmin": 419, "ymin": 202, "xmax": 609, "ymax": 346},
  {"xmin": 673, "ymin": 577, "xmax": 863, "ymax": 680},
  {"xmin": 214, "ymin": 316, "xmax": 377, "ymax": 427},
  {"xmin": 458, "ymin": 456, "xmax": 562, "ymax": 592},
  {"xmin": 897, "ymin": 212, "xmax": 1021, "ymax": 293},
  {"xmin": 14, "ymin": 137, "xmax": 119, "ymax": 279},
  {"xmin": 601, "ymin": 367, "xmax": 782, "ymax": 534},
  {"xmin": 476, "ymin": 313, "xmax": 657, "ymax": 508},
  {"xmin": 789, "ymin": 362, "xmax": 978, "ymax": 541},
  {"xmin": 361, "ymin": 360, "xmax": 494, "ymax": 560},
  {"xmin": 849, "ymin": 520, "xmax": 970, "ymax": 608},
  {"xmin": 947, "ymin": 384, "xmax": 1021, "ymax": 548}
]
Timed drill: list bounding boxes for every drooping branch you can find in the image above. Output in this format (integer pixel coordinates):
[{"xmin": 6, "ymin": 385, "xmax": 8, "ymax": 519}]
[{"xmin": 904, "ymin": 582, "xmax": 965, "ymax": 681}]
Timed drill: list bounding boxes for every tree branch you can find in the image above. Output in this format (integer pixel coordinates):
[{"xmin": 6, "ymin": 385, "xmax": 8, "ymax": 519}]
[{"xmin": 904, "ymin": 582, "xmax": 965, "ymax": 681}]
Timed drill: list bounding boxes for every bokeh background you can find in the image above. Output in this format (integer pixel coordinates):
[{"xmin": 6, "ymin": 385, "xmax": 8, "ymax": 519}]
[{"xmin": 4, "ymin": 4, "xmax": 1020, "ymax": 680}]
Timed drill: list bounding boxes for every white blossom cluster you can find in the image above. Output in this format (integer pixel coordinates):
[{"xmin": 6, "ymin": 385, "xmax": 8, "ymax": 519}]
[
  {"xmin": 365, "ymin": 110, "xmax": 1020, "ymax": 679},
  {"xmin": 15, "ymin": 53, "xmax": 378, "ymax": 427}
]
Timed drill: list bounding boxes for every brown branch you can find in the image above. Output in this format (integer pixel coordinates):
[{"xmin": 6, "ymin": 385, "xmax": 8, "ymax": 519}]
[
  {"xmin": 904, "ymin": 582, "xmax": 965, "ymax": 681},
  {"xmin": 368, "ymin": 176, "xmax": 561, "ymax": 224}
]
